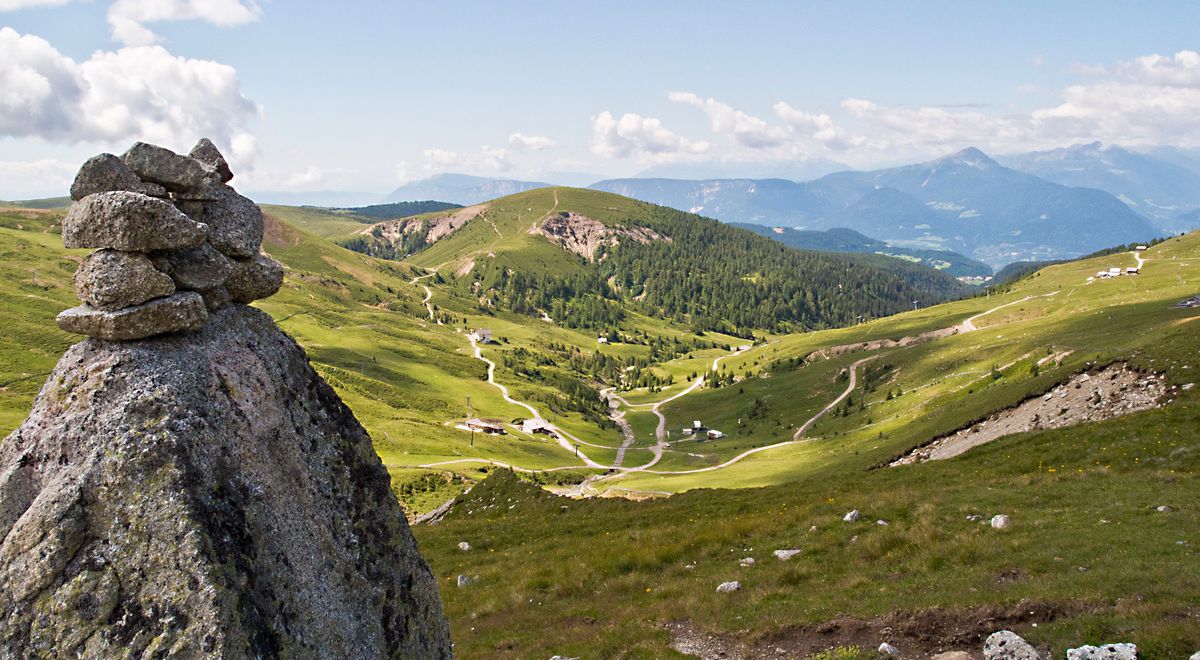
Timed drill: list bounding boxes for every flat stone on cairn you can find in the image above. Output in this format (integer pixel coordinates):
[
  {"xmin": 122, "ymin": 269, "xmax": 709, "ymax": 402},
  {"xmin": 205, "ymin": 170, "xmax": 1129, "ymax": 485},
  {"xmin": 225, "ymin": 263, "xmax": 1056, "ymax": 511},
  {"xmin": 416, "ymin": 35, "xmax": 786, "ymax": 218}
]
[
  {"xmin": 57, "ymin": 291, "xmax": 209, "ymax": 341},
  {"xmin": 227, "ymin": 253, "xmax": 284, "ymax": 303},
  {"xmin": 74, "ymin": 249, "xmax": 176, "ymax": 311},
  {"xmin": 56, "ymin": 138, "xmax": 284, "ymax": 341},
  {"xmin": 152, "ymin": 243, "xmax": 233, "ymax": 290},
  {"xmin": 62, "ymin": 191, "xmax": 208, "ymax": 252},
  {"xmin": 69, "ymin": 154, "xmax": 167, "ymax": 201},
  {"xmin": 189, "ymin": 137, "xmax": 235, "ymax": 183},
  {"xmin": 191, "ymin": 182, "xmax": 265, "ymax": 258},
  {"xmin": 122, "ymin": 141, "xmax": 208, "ymax": 191}
]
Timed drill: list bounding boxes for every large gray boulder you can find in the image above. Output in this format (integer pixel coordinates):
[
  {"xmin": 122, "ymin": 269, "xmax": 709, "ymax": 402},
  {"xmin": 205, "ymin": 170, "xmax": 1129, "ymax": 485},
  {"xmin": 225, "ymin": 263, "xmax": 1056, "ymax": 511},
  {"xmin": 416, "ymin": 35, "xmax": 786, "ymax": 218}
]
[
  {"xmin": 73, "ymin": 249, "xmax": 175, "ymax": 311},
  {"xmin": 0, "ymin": 305, "xmax": 452, "ymax": 658},
  {"xmin": 189, "ymin": 184, "xmax": 264, "ymax": 258},
  {"xmin": 152, "ymin": 244, "xmax": 232, "ymax": 291},
  {"xmin": 983, "ymin": 630, "xmax": 1041, "ymax": 659},
  {"xmin": 1066, "ymin": 644, "xmax": 1137, "ymax": 659},
  {"xmin": 69, "ymin": 154, "xmax": 166, "ymax": 201},
  {"xmin": 189, "ymin": 138, "xmax": 234, "ymax": 184},
  {"xmin": 56, "ymin": 291, "xmax": 208, "ymax": 341},
  {"xmin": 122, "ymin": 142, "xmax": 208, "ymax": 192},
  {"xmin": 62, "ymin": 191, "xmax": 208, "ymax": 252},
  {"xmin": 226, "ymin": 253, "xmax": 284, "ymax": 303}
]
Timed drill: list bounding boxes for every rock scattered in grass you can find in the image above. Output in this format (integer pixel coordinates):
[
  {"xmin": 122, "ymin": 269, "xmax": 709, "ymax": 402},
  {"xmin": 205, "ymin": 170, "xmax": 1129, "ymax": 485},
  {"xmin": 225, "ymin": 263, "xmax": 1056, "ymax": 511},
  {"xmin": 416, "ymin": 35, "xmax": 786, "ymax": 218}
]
[
  {"xmin": 1156, "ymin": 505, "xmax": 1173, "ymax": 512},
  {"xmin": 715, "ymin": 581, "xmax": 740, "ymax": 593},
  {"xmin": 457, "ymin": 541, "xmax": 471, "ymax": 551},
  {"xmin": 1066, "ymin": 643, "xmax": 1137, "ymax": 659},
  {"xmin": 456, "ymin": 575, "xmax": 475, "ymax": 588},
  {"xmin": 739, "ymin": 557, "xmax": 755, "ymax": 567},
  {"xmin": 878, "ymin": 641, "xmax": 900, "ymax": 656},
  {"xmin": 876, "ymin": 519, "xmax": 889, "ymax": 526},
  {"xmin": 773, "ymin": 549, "xmax": 802, "ymax": 561},
  {"xmin": 991, "ymin": 514, "xmax": 1012, "ymax": 530},
  {"xmin": 983, "ymin": 630, "xmax": 1040, "ymax": 659},
  {"xmin": 843, "ymin": 509, "xmax": 860, "ymax": 522}
]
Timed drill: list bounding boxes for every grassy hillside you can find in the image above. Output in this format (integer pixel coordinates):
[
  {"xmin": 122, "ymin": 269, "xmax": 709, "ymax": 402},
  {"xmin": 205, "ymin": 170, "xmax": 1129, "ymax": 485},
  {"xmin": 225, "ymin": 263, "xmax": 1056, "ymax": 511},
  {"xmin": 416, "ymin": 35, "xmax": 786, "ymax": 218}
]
[{"xmin": 414, "ymin": 233, "xmax": 1200, "ymax": 658}]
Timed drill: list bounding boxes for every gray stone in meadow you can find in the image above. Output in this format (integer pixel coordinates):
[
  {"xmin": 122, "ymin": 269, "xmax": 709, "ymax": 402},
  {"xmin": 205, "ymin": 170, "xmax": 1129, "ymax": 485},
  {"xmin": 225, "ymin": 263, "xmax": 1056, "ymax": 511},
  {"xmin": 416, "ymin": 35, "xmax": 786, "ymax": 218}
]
[
  {"xmin": 69, "ymin": 154, "xmax": 167, "ymax": 201},
  {"xmin": 62, "ymin": 191, "xmax": 208, "ymax": 252},
  {"xmin": 56, "ymin": 291, "xmax": 208, "ymax": 341},
  {"xmin": 73, "ymin": 249, "xmax": 175, "ymax": 311},
  {"xmin": 983, "ymin": 630, "xmax": 1041, "ymax": 660},
  {"xmin": 843, "ymin": 509, "xmax": 860, "ymax": 522},
  {"xmin": 226, "ymin": 253, "xmax": 284, "ymax": 303},
  {"xmin": 773, "ymin": 549, "xmax": 802, "ymax": 561},
  {"xmin": 715, "ymin": 581, "xmax": 740, "ymax": 593},
  {"xmin": 878, "ymin": 642, "xmax": 900, "ymax": 656},
  {"xmin": 1066, "ymin": 643, "xmax": 1137, "ymax": 660},
  {"xmin": 122, "ymin": 142, "xmax": 208, "ymax": 191},
  {"xmin": 189, "ymin": 137, "xmax": 234, "ymax": 183},
  {"xmin": 152, "ymin": 243, "xmax": 232, "ymax": 290},
  {"xmin": 991, "ymin": 514, "xmax": 1012, "ymax": 530},
  {"xmin": 190, "ymin": 184, "xmax": 264, "ymax": 258}
]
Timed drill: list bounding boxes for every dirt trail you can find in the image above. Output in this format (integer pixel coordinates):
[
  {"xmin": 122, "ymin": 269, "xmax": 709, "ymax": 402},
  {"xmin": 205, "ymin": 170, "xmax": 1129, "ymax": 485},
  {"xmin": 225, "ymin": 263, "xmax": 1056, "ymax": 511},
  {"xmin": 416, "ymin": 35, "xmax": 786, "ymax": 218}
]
[{"xmin": 408, "ymin": 271, "xmax": 437, "ymax": 322}]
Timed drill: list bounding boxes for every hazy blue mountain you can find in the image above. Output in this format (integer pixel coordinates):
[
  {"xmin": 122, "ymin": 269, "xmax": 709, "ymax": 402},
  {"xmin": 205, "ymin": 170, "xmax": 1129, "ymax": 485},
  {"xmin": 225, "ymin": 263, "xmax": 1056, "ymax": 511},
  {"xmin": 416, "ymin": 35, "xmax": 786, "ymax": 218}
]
[
  {"xmin": 635, "ymin": 158, "xmax": 849, "ymax": 182},
  {"xmin": 589, "ymin": 177, "xmax": 838, "ymax": 225},
  {"xmin": 245, "ymin": 190, "xmax": 382, "ymax": 207},
  {"xmin": 731, "ymin": 223, "xmax": 992, "ymax": 278},
  {"xmin": 803, "ymin": 148, "xmax": 1162, "ymax": 267},
  {"xmin": 999, "ymin": 142, "xmax": 1200, "ymax": 232},
  {"xmin": 592, "ymin": 147, "xmax": 1161, "ymax": 268},
  {"xmin": 1142, "ymin": 146, "xmax": 1200, "ymax": 177},
  {"xmin": 384, "ymin": 173, "xmax": 550, "ymax": 205}
]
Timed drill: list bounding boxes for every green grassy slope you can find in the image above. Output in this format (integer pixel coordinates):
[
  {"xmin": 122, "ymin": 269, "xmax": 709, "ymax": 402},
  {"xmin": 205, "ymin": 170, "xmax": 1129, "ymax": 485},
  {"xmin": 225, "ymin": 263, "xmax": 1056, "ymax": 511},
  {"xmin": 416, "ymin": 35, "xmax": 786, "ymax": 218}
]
[{"xmin": 410, "ymin": 235, "xmax": 1200, "ymax": 658}]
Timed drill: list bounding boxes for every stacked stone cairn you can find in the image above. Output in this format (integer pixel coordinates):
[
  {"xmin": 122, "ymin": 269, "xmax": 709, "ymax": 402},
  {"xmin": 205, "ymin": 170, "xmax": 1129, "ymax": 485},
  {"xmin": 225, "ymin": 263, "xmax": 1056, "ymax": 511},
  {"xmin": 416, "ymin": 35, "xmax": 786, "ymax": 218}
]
[{"xmin": 56, "ymin": 139, "xmax": 284, "ymax": 340}]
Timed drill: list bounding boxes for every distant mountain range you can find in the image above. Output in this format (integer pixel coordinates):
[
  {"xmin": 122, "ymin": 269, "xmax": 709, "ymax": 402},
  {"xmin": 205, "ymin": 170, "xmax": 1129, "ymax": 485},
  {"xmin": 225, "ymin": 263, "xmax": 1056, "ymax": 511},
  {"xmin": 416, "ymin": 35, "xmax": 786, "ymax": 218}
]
[
  {"xmin": 592, "ymin": 147, "xmax": 1165, "ymax": 267},
  {"xmin": 999, "ymin": 142, "xmax": 1200, "ymax": 233},
  {"xmin": 732, "ymin": 224, "xmax": 992, "ymax": 278},
  {"xmin": 383, "ymin": 173, "xmax": 550, "ymax": 205},
  {"xmin": 246, "ymin": 189, "xmax": 382, "ymax": 207},
  {"xmin": 635, "ymin": 157, "xmax": 849, "ymax": 181}
]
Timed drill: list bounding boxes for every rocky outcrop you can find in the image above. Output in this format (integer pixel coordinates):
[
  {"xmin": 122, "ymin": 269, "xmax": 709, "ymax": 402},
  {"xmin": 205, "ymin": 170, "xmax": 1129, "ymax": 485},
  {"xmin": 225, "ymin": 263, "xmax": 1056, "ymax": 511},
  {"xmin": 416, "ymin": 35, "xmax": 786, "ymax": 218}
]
[
  {"xmin": 1, "ymin": 143, "xmax": 453, "ymax": 658},
  {"xmin": 890, "ymin": 363, "xmax": 1166, "ymax": 466},
  {"xmin": 532, "ymin": 211, "xmax": 668, "ymax": 261},
  {"xmin": 56, "ymin": 140, "xmax": 278, "ymax": 341}
]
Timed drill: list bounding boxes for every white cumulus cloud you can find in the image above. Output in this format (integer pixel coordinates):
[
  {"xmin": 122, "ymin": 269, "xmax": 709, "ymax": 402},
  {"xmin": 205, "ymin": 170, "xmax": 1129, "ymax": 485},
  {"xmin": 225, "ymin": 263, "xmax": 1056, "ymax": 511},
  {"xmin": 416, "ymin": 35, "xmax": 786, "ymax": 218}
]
[
  {"xmin": 590, "ymin": 111, "xmax": 709, "ymax": 160},
  {"xmin": 0, "ymin": 27, "xmax": 260, "ymax": 169},
  {"xmin": 0, "ymin": 0, "xmax": 71, "ymax": 10},
  {"xmin": 108, "ymin": 0, "xmax": 261, "ymax": 46},
  {"xmin": 668, "ymin": 91, "xmax": 789, "ymax": 149},
  {"xmin": 420, "ymin": 146, "xmax": 514, "ymax": 175},
  {"xmin": 508, "ymin": 132, "xmax": 556, "ymax": 151}
]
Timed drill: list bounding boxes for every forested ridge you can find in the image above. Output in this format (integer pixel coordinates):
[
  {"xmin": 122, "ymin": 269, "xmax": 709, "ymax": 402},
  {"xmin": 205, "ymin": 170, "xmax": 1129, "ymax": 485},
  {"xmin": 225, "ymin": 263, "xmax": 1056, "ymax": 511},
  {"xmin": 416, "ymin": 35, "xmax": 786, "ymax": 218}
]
[{"xmin": 457, "ymin": 202, "xmax": 970, "ymax": 335}]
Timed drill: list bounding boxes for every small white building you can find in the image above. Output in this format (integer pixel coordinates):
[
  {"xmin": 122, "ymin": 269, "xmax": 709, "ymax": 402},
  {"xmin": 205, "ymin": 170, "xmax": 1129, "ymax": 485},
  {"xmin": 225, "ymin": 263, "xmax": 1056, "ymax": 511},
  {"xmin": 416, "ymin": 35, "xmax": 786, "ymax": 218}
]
[
  {"xmin": 707, "ymin": 429, "xmax": 725, "ymax": 439},
  {"xmin": 597, "ymin": 336, "xmax": 608, "ymax": 344},
  {"xmin": 471, "ymin": 328, "xmax": 493, "ymax": 343},
  {"xmin": 1135, "ymin": 245, "xmax": 1148, "ymax": 251},
  {"xmin": 522, "ymin": 418, "xmax": 557, "ymax": 437}
]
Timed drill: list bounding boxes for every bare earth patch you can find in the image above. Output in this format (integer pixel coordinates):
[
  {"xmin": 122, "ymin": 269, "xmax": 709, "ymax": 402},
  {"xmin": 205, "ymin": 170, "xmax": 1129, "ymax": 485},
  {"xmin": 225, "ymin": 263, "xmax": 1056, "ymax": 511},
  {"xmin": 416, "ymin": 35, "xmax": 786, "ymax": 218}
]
[
  {"xmin": 532, "ymin": 211, "xmax": 668, "ymax": 261},
  {"xmin": 668, "ymin": 599, "xmax": 1091, "ymax": 659},
  {"xmin": 890, "ymin": 363, "xmax": 1166, "ymax": 466}
]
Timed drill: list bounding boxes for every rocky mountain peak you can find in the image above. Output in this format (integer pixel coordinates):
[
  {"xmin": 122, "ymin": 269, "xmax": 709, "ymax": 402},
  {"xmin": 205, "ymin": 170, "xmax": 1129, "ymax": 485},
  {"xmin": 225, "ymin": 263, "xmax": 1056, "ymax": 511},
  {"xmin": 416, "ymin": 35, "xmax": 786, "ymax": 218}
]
[{"xmin": 0, "ymin": 142, "xmax": 452, "ymax": 657}]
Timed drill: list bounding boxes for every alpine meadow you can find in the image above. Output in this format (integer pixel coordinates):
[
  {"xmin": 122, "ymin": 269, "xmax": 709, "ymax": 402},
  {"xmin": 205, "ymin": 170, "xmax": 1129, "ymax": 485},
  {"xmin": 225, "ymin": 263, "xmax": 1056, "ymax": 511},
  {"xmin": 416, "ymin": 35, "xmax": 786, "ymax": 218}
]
[{"xmin": 1, "ymin": 3, "xmax": 1199, "ymax": 659}]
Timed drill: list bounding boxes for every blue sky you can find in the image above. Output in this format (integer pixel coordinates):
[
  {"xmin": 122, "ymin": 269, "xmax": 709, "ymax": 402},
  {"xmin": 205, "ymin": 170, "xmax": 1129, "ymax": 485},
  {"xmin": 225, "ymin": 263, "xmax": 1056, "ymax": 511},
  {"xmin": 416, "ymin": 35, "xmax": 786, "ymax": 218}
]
[{"xmin": 3, "ymin": 1, "xmax": 1200, "ymax": 198}]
